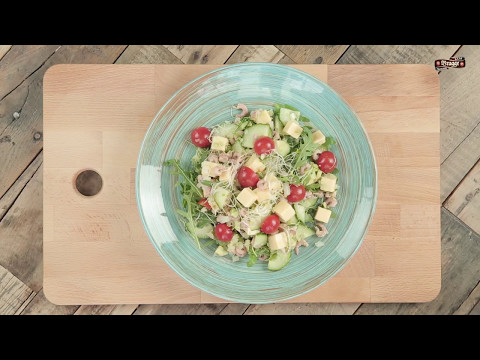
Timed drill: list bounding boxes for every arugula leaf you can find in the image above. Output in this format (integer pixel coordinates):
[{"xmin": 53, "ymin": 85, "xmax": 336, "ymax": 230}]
[
  {"xmin": 331, "ymin": 168, "xmax": 340, "ymax": 175},
  {"xmin": 330, "ymin": 210, "xmax": 337, "ymax": 219},
  {"xmin": 293, "ymin": 127, "xmax": 320, "ymax": 169},
  {"xmin": 274, "ymin": 103, "xmax": 300, "ymax": 112},
  {"xmin": 318, "ymin": 137, "xmax": 336, "ymax": 151},
  {"xmin": 165, "ymin": 159, "xmax": 203, "ymax": 198},
  {"xmin": 247, "ymin": 252, "xmax": 257, "ymax": 267},
  {"xmin": 192, "ymin": 148, "xmax": 209, "ymax": 172},
  {"xmin": 305, "ymin": 183, "xmax": 322, "ymax": 190},
  {"xmin": 201, "ymin": 180, "xmax": 214, "ymax": 186}
]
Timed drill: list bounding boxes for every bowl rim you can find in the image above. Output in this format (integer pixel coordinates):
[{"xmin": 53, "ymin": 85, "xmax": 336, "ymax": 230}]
[{"xmin": 135, "ymin": 62, "xmax": 378, "ymax": 304}]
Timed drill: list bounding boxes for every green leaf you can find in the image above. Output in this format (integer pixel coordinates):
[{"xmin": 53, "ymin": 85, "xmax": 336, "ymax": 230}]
[
  {"xmin": 331, "ymin": 168, "xmax": 340, "ymax": 175},
  {"xmin": 330, "ymin": 210, "xmax": 337, "ymax": 218},
  {"xmin": 201, "ymin": 180, "xmax": 214, "ymax": 186},
  {"xmin": 247, "ymin": 252, "xmax": 257, "ymax": 267}
]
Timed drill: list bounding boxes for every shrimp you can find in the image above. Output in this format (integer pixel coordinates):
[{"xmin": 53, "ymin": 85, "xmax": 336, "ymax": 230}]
[{"xmin": 235, "ymin": 103, "xmax": 248, "ymax": 118}]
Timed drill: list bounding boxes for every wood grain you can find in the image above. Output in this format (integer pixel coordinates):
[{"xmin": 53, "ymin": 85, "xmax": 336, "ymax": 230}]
[
  {"xmin": 0, "ymin": 151, "xmax": 42, "ymax": 220},
  {"xmin": 276, "ymin": 45, "xmax": 349, "ymax": 64},
  {"xmin": 355, "ymin": 209, "xmax": 480, "ymax": 314},
  {"xmin": 0, "ymin": 45, "xmax": 127, "ymax": 201},
  {"xmin": 226, "ymin": 45, "xmax": 285, "ymax": 64},
  {"xmin": 337, "ymin": 45, "xmax": 460, "ymax": 64},
  {"xmin": 439, "ymin": 45, "xmax": 480, "ymax": 162},
  {"xmin": 74, "ymin": 304, "xmax": 138, "ymax": 315},
  {"xmin": 453, "ymin": 283, "xmax": 480, "ymax": 315},
  {"xmin": 19, "ymin": 289, "xmax": 79, "ymax": 315},
  {"xmin": 43, "ymin": 64, "xmax": 440, "ymax": 304},
  {"xmin": 0, "ymin": 265, "xmax": 33, "ymax": 315},
  {"xmin": 133, "ymin": 303, "xmax": 227, "ymax": 315},
  {"xmin": 245, "ymin": 303, "xmax": 360, "ymax": 315},
  {"xmin": 115, "ymin": 45, "xmax": 182, "ymax": 64},
  {"xmin": 444, "ymin": 159, "xmax": 480, "ymax": 234},
  {"xmin": 164, "ymin": 45, "xmax": 238, "ymax": 64},
  {"xmin": 0, "ymin": 163, "xmax": 43, "ymax": 291},
  {"xmin": 0, "ymin": 45, "xmax": 12, "ymax": 61}
]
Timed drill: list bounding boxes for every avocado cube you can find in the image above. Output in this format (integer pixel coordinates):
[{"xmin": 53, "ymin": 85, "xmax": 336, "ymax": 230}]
[
  {"xmin": 319, "ymin": 173, "xmax": 337, "ymax": 192},
  {"xmin": 245, "ymin": 155, "xmax": 265, "ymax": 173},
  {"xmin": 254, "ymin": 109, "xmax": 272, "ymax": 124},
  {"xmin": 268, "ymin": 232, "xmax": 288, "ymax": 251},
  {"xmin": 253, "ymin": 188, "xmax": 271, "ymax": 202},
  {"xmin": 211, "ymin": 136, "xmax": 229, "ymax": 152}
]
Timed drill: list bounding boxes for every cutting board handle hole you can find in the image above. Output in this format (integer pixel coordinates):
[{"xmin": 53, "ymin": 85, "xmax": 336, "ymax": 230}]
[{"xmin": 74, "ymin": 169, "xmax": 103, "ymax": 197}]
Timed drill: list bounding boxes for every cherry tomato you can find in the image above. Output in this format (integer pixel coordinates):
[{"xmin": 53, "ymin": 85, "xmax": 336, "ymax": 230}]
[
  {"xmin": 215, "ymin": 223, "xmax": 234, "ymax": 242},
  {"xmin": 254, "ymin": 137, "xmax": 275, "ymax": 155},
  {"xmin": 198, "ymin": 198, "xmax": 212, "ymax": 210},
  {"xmin": 237, "ymin": 166, "xmax": 259, "ymax": 188},
  {"xmin": 191, "ymin": 127, "xmax": 211, "ymax": 148},
  {"xmin": 261, "ymin": 214, "xmax": 281, "ymax": 234},
  {"xmin": 316, "ymin": 151, "xmax": 337, "ymax": 173},
  {"xmin": 287, "ymin": 184, "xmax": 306, "ymax": 203}
]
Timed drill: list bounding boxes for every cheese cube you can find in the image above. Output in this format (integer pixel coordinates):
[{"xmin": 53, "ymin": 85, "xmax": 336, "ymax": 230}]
[
  {"xmin": 273, "ymin": 199, "xmax": 296, "ymax": 222},
  {"xmin": 237, "ymin": 188, "xmax": 258, "ymax": 207},
  {"xmin": 320, "ymin": 173, "xmax": 337, "ymax": 192},
  {"xmin": 265, "ymin": 173, "xmax": 282, "ymax": 192},
  {"xmin": 214, "ymin": 246, "xmax": 228, "ymax": 256},
  {"xmin": 246, "ymin": 228, "xmax": 260, "ymax": 236},
  {"xmin": 211, "ymin": 136, "xmax": 229, "ymax": 152},
  {"xmin": 254, "ymin": 188, "xmax": 271, "ymax": 202},
  {"xmin": 313, "ymin": 130, "xmax": 326, "ymax": 145},
  {"xmin": 254, "ymin": 109, "xmax": 272, "ymax": 124},
  {"xmin": 201, "ymin": 161, "xmax": 219, "ymax": 177},
  {"xmin": 268, "ymin": 232, "xmax": 288, "ymax": 251},
  {"xmin": 218, "ymin": 168, "xmax": 232, "ymax": 182},
  {"xmin": 315, "ymin": 207, "xmax": 332, "ymax": 223},
  {"xmin": 245, "ymin": 155, "xmax": 265, "ymax": 173},
  {"xmin": 282, "ymin": 120, "xmax": 303, "ymax": 139}
]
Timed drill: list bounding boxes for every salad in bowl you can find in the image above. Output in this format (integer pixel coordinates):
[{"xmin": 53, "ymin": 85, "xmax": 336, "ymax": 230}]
[{"xmin": 166, "ymin": 103, "xmax": 339, "ymax": 271}]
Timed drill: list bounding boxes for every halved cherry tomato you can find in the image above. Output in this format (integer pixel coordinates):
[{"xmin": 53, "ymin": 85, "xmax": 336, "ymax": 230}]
[
  {"xmin": 254, "ymin": 137, "xmax": 275, "ymax": 155},
  {"xmin": 261, "ymin": 214, "xmax": 280, "ymax": 234},
  {"xmin": 316, "ymin": 151, "xmax": 337, "ymax": 173},
  {"xmin": 198, "ymin": 198, "xmax": 212, "ymax": 210},
  {"xmin": 215, "ymin": 223, "xmax": 234, "ymax": 242},
  {"xmin": 287, "ymin": 184, "xmax": 306, "ymax": 203},
  {"xmin": 237, "ymin": 166, "xmax": 259, "ymax": 188},
  {"xmin": 191, "ymin": 127, "xmax": 211, "ymax": 148}
]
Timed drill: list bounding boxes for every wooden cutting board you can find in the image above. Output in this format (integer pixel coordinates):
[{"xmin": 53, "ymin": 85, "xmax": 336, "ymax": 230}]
[{"xmin": 43, "ymin": 64, "xmax": 441, "ymax": 304}]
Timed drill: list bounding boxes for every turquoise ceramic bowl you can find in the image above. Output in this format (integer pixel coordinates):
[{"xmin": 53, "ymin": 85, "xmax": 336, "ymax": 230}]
[{"xmin": 136, "ymin": 63, "xmax": 377, "ymax": 304}]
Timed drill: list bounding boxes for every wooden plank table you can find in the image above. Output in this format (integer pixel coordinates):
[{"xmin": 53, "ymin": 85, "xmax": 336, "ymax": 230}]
[{"xmin": 1, "ymin": 45, "xmax": 479, "ymax": 315}]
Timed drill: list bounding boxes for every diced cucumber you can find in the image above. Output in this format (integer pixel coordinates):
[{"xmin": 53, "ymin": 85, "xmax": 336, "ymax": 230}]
[
  {"xmin": 214, "ymin": 122, "xmax": 239, "ymax": 140},
  {"xmin": 295, "ymin": 224, "xmax": 315, "ymax": 241},
  {"xmin": 242, "ymin": 124, "xmax": 272, "ymax": 148},
  {"xmin": 274, "ymin": 139, "xmax": 290, "ymax": 157},
  {"xmin": 253, "ymin": 233, "xmax": 268, "ymax": 248},
  {"xmin": 231, "ymin": 140, "xmax": 245, "ymax": 153},
  {"xmin": 186, "ymin": 223, "xmax": 214, "ymax": 239},
  {"xmin": 299, "ymin": 197, "xmax": 317, "ymax": 209},
  {"xmin": 279, "ymin": 108, "xmax": 300, "ymax": 125},
  {"xmin": 294, "ymin": 204, "xmax": 306, "ymax": 223},
  {"xmin": 274, "ymin": 115, "xmax": 284, "ymax": 134},
  {"xmin": 286, "ymin": 216, "xmax": 298, "ymax": 225},
  {"xmin": 214, "ymin": 188, "xmax": 230, "ymax": 208},
  {"xmin": 268, "ymin": 251, "xmax": 292, "ymax": 271},
  {"xmin": 249, "ymin": 215, "xmax": 265, "ymax": 231}
]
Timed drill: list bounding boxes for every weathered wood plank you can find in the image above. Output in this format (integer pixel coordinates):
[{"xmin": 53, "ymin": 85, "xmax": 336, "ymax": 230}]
[
  {"xmin": 115, "ymin": 45, "xmax": 182, "ymax": 64},
  {"xmin": 276, "ymin": 45, "xmax": 349, "ymax": 64},
  {"xmin": 277, "ymin": 55, "xmax": 296, "ymax": 64},
  {"xmin": 355, "ymin": 208, "xmax": 480, "ymax": 314},
  {"xmin": 163, "ymin": 45, "xmax": 238, "ymax": 64},
  {"xmin": 245, "ymin": 303, "xmax": 360, "ymax": 315},
  {"xmin": 337, "ymin": 45, "xmax": 459, "ymax": 64},
  {"xmin": 453, "ymin": 282, "xmax": 480, "ymax": 315},
  {"xmin": 444, "ymin": 159, "xmax": 480, "ymax": 234},
  {"xmin": 74, "ymin": 304, "xmax": 138, "ymax": 315},
  {"xmin": 226, "ymin": 45, "xmax": 285, "ymax": 64},
  {"xmin": 469, "ymin": 299, "xmax": 480, "ymax": 315},
  {"xmin": 0, "ymin": 265, "xmax": 33, "ymax": 315},
  {"xmin": 133, "ymin": 303, "xmax": 228, "ymax": 315},
  {"xmin": 0, "ymin": 45, "xmax": 59, "ymax": 101},
  {"xmin": 0, "ymin": 45, "xmax": 127, "ymax": 200},
  {"xmin": 0, "ymin": 163, "xmax": 43, "ymax": 291},
  {"xmin": 438, "ymin": 45, "xmax": 480, "ymax": 162},
  {"xmin": 20, "ymin": 289, "xmax": 79, "ymax": 315},
  {"xmin": 218, "ymin": 303, "xmax": 249, "ymax": 315},
  {"xmin": 441, "ymin": 122, "xmax": 480, "ymax": 202},
  {"xmin": 0, "ymin": 151, "xmax": 42, "ymax": 220},
  {"xmin": 0, "ymin": 45, "xmax": 12, "ymax": 61}
]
